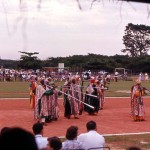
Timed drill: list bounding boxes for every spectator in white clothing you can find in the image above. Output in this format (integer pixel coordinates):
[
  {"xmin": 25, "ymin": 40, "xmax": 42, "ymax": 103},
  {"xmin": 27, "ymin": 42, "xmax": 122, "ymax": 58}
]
[
  {"xmin": 32, "ymin": 122, "xmax": 48, "ymax": 150},
  {"xmin": 77, "ymin": 120, "xmax": 105, "ymax": 150}
]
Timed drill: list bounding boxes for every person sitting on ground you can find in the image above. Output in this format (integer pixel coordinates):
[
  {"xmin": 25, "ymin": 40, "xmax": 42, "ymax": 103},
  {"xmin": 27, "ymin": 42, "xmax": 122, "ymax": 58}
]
[
  {"xmin": 77, "ymin": 120, "xmax": 105, "ymax": 150},
  {"xmin": 62, "ymin": 125, "xmax": 83, "ymax": 150},
  {"xmin": 0, "ymin": 127, "xmax": 38, "ymax": 150},
  {"xmin": 47, "ymin": 136, "xmax": 62, "ymax": 150},
  {"xmin": 32, "ymin": 122, "xmax": 48, "ymax": 150}
]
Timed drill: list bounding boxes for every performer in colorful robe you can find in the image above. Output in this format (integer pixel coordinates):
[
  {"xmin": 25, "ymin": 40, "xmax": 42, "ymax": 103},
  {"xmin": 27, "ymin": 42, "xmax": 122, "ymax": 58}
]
[
  {"xmin": 29, "ymin": 77, "xmax": 37, "ymax": 109},
  {"xmin": 63, "ymin": 76, "xmax": 82, "ymax": 119},
  {"xmin": 69, "ymin": 78, "xmax": 80, "ymax": 119},
  {"xmin": 75, "ymin": 76, "xmax": 83, "ymax": 115},
  {"xmin": 84, "ymin": 79, "xmax": 99, "ymax": 115},
  {"xmin": 97, "ymin": 79, "xmax": 108, "ymax": 110},
  {"xmin": 63, "ymin": 80, "xmax": 72, "ymax": 119},
  {"xmin": 34, "ymin": 79, "xmax": 45, "ymax": 121},
  {"xmin": 131, "ymin": 79, "xmax": 147, "ymax": 121},
  {"xmin": 47, "ymin": 81, "xmax": 60, "ymax": 121},
  {"xmin": 34, "ymin": 79, "xmax": 59, "ymax": 125}
]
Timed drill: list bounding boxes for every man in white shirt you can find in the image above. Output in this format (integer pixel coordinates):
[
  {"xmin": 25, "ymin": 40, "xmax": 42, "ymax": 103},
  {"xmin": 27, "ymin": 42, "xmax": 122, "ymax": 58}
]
[
  {"xmin": 32, "ymin": 122, "xmax": 48, "ymax": 150},
  {"xmin": 77, "ymin": 120, "xmax": 105, "ymax": 150}
]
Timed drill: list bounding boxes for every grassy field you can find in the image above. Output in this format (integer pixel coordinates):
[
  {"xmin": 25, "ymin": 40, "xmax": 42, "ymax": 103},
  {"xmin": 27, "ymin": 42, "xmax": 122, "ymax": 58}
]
[
  {"xmin": 0, "ymin": 81, "xmax": 29, "ymax": 98},
  {"xmin": 105, "ymin": 134, "xmax": 150, "ymax": 150},
  {"xmin": 0, "ymin": 80, "xmax": 150, "ymax": 98}
]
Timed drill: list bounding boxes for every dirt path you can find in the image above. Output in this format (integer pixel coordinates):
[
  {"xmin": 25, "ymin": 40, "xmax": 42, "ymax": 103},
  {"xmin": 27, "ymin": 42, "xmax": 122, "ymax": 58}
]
[{"xmin": 0, "ymin": 97, "xmax": 150, "ymax": 137}]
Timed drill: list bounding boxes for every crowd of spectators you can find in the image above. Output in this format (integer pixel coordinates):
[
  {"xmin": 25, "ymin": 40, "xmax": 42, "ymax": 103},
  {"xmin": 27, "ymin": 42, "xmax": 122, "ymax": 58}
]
[
  {"xmin": 0, "ymin": 68, "xmax": 112, "ymax": 83},
  {"xmin": 0, "ymin": 120, "xmax": 142, "ymax": 150},
  {"xmin": 0, "ymin": 69, "xmax": 70, "ymax": 82}
]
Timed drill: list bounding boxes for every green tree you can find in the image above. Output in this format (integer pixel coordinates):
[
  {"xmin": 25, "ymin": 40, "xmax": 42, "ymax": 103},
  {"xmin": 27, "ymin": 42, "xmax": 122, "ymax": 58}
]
[
  {"xmin": 122, "ymin": 23, "xmax": 150, "ymax": 57},
  {"xmin": 18, "ymin": 51, "xmax": 42, "ymax": 70}
]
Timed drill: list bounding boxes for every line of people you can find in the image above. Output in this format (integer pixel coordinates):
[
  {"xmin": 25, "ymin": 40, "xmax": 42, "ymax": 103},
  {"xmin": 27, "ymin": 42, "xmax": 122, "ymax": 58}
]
[
  {"xmin": 29, "ymin": 74, "xmax": 108, "ymax": 124},
  {"xmin": 29, "ymin": 73, "xmax": 149, "ymax": 124}
]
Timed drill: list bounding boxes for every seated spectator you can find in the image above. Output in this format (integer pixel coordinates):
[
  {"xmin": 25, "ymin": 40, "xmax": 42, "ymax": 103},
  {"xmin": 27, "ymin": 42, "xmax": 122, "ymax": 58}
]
[
  {"xmin": 47, "ymin": 136, "xmax": 62, "ymax": 150},
  {"xmin": 77, "ymin": 120, "xmax": 105, "ymax": 150},
  {"xmin": 62, "ymin": 125, "xmax": 83, "ymax": 150},
  {"xmin": 32, "ymin": 122, "xmax": 48, "ymax": 150},
  {"xmin": 126, "ymin": 146, "xmax": 141, "ymax": 150},
  {"xmin": 0, "ymin": 127, "xmax": 11, "ymax": 136},
  {"xmin": 0, "ymin": 127, "xmax": 38, "ymax": 150}
]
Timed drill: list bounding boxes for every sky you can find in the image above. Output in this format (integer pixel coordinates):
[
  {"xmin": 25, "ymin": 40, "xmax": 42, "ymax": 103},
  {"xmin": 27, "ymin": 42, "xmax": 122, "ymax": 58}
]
[{"xmin": 0, "ymin": 0, "xmax": 149, "ymax": 60}]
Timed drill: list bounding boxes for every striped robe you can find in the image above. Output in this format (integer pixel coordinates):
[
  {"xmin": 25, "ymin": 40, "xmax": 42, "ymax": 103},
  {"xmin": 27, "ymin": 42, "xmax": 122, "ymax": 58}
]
[{"xmin": 131, "ymin": 85, "xmax": 145, "ymax": 121}]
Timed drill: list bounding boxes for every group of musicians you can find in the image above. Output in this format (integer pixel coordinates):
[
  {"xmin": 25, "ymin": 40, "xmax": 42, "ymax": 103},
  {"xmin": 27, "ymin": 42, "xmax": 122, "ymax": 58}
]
[
  {"xmin": 29, "ymin": 75, "xmax": 148, "ymax": 124},
  {"xmin": 29, "ymin": 75, "xmax": 108, "ymax": 125}
]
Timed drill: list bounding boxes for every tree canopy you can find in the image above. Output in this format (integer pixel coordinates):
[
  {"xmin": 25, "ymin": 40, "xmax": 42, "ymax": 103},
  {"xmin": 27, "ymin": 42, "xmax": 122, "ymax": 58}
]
[
  {"xmin": 18, "ymin": 51, "xmax": 42, "ymax": 70},
  {"xmin": 121, "ymin": 23, "xmax": 150, "ymax": 57}
]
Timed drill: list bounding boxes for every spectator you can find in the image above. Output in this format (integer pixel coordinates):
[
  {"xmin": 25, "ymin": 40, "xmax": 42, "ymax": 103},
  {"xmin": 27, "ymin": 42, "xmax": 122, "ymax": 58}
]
[
  {"xmin": 32, "ymin": 122, "xmax": 48, "ymax": 150},
  {"xmin": 126, "ymin": 146, "xmax": 141, "ymax": 150},
  {"xmin": 77, "ymin": 120, "xmax": 105, "ymax": 150},
  {"xmin": 114, "ymin": 71, "xmax": 119, "ymax": 82},
  {"xmin": 145, "ymin": 73, "xmax": 149, "ymax": 82},
  {"xmin": 0, "ymin": 127, "xmax": 38, "ymax": 150},
  {"xmin": 0, "ymin": 127, "xmax": 11, "ymax": 136},
  {"xmin": 47, "ymin": 136, "xmax": 62, "ymax": 150},
  {"xmin": 62, "ymin": 126, "xmax": 83, "ymax": 150}
]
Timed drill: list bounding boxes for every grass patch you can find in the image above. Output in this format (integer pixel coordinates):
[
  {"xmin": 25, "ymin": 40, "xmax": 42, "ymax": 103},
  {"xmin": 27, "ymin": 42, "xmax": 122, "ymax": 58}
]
[
  {"xmin": 0, "ymin": 80, "xmax": 150, "ymax": 98},
  {"xmin": 105, "ymin": 134, "xmax": 150, "ymax": 149},
  {"xmin": 59, "ymin": 134, "xmax": 150, "ymax": 149}
]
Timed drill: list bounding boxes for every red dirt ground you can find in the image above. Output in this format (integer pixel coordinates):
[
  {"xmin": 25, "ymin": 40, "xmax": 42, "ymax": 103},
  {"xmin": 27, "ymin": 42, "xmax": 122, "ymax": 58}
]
[{"xmin": 0, "ymin": 97, "xmax": 150, "ymax": 137}]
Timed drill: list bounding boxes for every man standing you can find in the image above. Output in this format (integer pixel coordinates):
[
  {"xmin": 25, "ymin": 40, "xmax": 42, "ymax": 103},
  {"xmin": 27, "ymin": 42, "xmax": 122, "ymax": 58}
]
[{"xmin": 77, "ymin": 120, "xmax": 105, "ymax": 150}]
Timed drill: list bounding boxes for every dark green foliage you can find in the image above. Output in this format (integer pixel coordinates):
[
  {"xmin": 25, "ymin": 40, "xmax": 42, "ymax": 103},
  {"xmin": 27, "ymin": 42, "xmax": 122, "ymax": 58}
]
[
  {"xmin": 2, "ymin": 53, "xmax": 150, "ymax": 74},
  {"xmin": 0, "ymin": 59, "xmax": 18, "ymax": 69},
  {"xmin": 18, "ymin": 51, "xmax": 42, "ymax": 70},
  {"xmin": 122, "ymin": 23, "xmax": 150, "ymax": 57}
]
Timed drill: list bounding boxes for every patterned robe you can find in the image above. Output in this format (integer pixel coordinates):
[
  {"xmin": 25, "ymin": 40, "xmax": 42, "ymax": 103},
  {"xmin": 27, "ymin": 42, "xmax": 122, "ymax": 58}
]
[
  {"xmin": 69, "ymin": 83, "xmax": 80, "ymax": 116},
  {"xmin": 34, "ymin": 84, "xmax": 45, "ymax": 119},
  {"xmin": 97, "ymin": 84, "xmax": 105, "ymax": 110},
  {"xmin": 48, "ymin": 89, "xmax": 59, "ymax": 120},
  {"xmin": 131, "ymin": 84, "xmax": 145, "ymax": 121},
  {"xmin": 35, "ymin": 84, "xmax": 59, "ymax": 120}
]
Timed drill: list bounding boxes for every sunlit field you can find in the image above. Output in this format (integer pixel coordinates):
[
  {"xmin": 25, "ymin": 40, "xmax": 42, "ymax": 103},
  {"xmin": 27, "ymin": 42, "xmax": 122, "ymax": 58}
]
[{"xmin": 0, "ymin": 79, "xmax": 150, "ymax": 98}]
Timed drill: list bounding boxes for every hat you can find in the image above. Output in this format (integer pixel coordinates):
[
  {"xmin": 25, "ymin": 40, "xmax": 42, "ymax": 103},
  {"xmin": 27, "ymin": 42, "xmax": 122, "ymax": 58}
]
[{"xmin": 90, "ymin": 79, "xmax": 95, "ymax": 84}]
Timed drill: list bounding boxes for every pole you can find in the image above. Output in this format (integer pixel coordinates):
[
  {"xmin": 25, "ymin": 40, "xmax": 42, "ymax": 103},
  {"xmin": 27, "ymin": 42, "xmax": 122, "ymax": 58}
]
[{"xmin": 46, "ymin": 84, "xmax": 95, "ymax": 110}]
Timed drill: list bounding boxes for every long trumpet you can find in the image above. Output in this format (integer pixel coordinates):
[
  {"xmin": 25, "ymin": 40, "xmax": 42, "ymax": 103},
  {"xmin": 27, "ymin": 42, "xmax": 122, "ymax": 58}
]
[
  {"xmin": 65, "ymin": 88, "xmax": 98, "ymax": 98},
  {"xmin": 75, "ymin": 84, "xmax": 108, "ymax": 90},
  {"xmin": 46, "ymin": 84, "xmax": 95, "ymax": 110}
]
